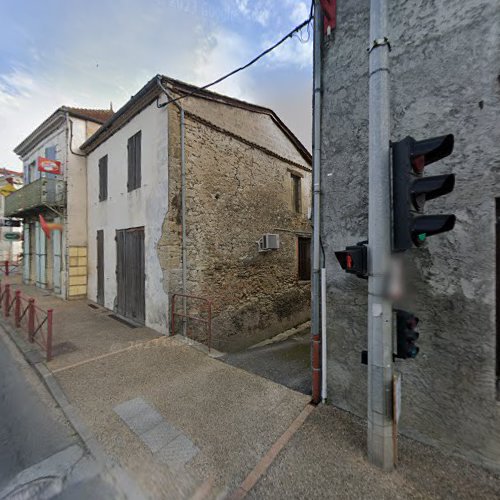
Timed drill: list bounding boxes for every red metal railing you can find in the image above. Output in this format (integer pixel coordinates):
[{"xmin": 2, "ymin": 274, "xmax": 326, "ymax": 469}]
[
  {"xmin": 171, "ymin": 293, "xmax": 212, "ymax": 352},
  {"xmin": 0, "ymin": 282, "xmax": 53, "ymax": 361},
  {"xmin": 0, "ymin": 256, "xmax": 23, "ymax": 276}
]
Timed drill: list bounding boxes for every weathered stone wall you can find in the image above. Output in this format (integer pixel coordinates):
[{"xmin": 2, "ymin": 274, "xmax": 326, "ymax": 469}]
[
  {"xmin": 321, "ymin": 0, "xmax": 500, "ymax": 470},
  {"xmin": 160, "ymin": 100, "xmax": 312, "ymax": 352}
]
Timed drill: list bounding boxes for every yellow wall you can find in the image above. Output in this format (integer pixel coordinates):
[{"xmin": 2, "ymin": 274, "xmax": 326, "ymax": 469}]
[{"xmin": 68, "ymin": 246, "xmax": 87, "ymax": 297}]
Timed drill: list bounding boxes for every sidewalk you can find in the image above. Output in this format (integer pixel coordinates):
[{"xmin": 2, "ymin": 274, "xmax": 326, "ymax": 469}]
[{"xmin": 1, "ymin": 278, "xmax": 499, "ymax": 499}]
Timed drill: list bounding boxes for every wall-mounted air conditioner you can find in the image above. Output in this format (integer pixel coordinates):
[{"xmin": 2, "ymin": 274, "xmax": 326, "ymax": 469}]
[{"xmin": 257, "ymin": 233, "xmax": 280, "ymax": 252}]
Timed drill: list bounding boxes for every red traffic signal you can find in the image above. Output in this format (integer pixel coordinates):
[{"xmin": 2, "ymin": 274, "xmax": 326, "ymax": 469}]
[{"xmin": 335, "ymin": 243, "xmax": 367, "ymax": 278}]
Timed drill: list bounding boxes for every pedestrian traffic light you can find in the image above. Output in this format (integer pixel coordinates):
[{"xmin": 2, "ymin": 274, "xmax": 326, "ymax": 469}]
[
  {"xmin": 392, "ymin": 134, "xmax": 456, "ymax": 251},
  {"xmin": 395, "ymin": 309, "xmax": 419, "ymax": 359},
  {"xmin": 335, "ymin": 242, "xmax": 367, "ymax": 279}
]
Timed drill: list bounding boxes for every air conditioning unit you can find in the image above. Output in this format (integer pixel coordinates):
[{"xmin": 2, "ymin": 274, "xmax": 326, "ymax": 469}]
[{"xmin": 257, "ymin": 233, "xmax": 280, "ymax": 252}]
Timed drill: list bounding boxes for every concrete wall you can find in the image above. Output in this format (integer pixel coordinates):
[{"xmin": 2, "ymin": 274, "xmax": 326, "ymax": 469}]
[
  {"xmin": 66, "ymin": 118, "xmax": 88, "ymax": 247},
  {"xmin": 87, "ymin": 102, "xmax": 169, "ymax": 333},
  {"xmin": 158, "ymin": 101, "xmax": 312, "ymax": 351},
  {"xmin": 321, "ymin": 0, "xmax": 500, "ymax": 470}
]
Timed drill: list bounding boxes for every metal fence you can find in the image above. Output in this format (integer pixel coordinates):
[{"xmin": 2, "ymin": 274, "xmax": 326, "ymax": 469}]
[
  {"xmin": 171, "ymin": 293, "xmax": 212, "ymax": 352},
  {"xmin": 0, "ymin": 282, "xmax": 53, "ymax": 361}
]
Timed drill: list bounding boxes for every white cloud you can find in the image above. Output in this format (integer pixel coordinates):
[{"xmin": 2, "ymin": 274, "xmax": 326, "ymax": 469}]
[
  {"xmin": 0, "ymin": 0, "xmax": 313, "ymax": 169},
  {"xmin": 289, "ymin": 1, "xmax": 309, "ymax": 24}
]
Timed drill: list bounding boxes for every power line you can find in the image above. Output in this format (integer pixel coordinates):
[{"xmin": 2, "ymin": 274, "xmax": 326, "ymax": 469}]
[{"xmin": 158, "ymin": 12, "xmax": 313, "ymax": 108}]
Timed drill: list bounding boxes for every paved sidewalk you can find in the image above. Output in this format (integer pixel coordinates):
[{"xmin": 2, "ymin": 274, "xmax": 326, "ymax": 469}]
[{"xmin": 1, "ymin": 278, "xmax": 499, "ymax": 499}]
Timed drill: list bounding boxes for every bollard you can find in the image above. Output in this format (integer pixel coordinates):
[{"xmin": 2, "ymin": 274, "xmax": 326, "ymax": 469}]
[
  {"xmin": 15, "ymin": 291, "xmax": 21, "ymax": 327},
  {"xmin": 4, "ymin": 260, "xmax": 9, "ymax": 277},
  {"xmin": 28, "ymin": 299, "xmax": 35, "ymax": 342},
  {"xmin": 46, "ymin": 309, "xmax": 53, "ymax": 361},
  {"xmin": 4, "ymin": 284, "xmax": 10, "ymax": 317}
]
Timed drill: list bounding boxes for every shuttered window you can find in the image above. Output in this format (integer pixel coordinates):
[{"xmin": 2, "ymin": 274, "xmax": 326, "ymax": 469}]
[
  {"xmin": 99, "ymin": 155, "xmax": 108, "ymax": 201},
  {"xmin": 127, "ymin": 131, "xmax": 142, "ymax": 192},
  {"xmin": 291, "ymin": 174, "xmax": 301, "ymax": 213},
  {"xmin": 298, "ymin": 237, "xmax": 311, "ymax": 281}
]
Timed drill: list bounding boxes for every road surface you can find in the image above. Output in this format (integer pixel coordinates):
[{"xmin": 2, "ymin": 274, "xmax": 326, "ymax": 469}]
[{"xmin": 0, "ymin": 329, "xmax": 129, "ymax": 499}]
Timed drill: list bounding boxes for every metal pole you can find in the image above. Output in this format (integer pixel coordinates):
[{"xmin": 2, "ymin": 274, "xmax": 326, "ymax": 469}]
[
  {"xmin": 367, "ymin": 0, "xmax": 394, "ymax": 470},
  {"xmin": 311, "ymin": 0, "xmax": 323, "ymax": 405},
  {"xmin": 15, "ymin": 290, "xmax": 21, "ymax": 327},
  {"xmin": 46, "ymin": 309, "xmax": 53, "ymax": 361},
  {"xmin": 180, "ymin": 108, "xmax": 187, "ymax": 337}
]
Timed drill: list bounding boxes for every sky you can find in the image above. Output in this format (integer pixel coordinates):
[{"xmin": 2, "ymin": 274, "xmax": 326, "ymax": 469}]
[{"xmin": 0, "ymin": 0, "xmax": 313, "ymax": 171}]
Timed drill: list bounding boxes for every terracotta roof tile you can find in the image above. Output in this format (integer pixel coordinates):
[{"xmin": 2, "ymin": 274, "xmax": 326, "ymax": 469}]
[{"xmin": 64, "ymin": 107, "xmax": 114, "ymax": 124}]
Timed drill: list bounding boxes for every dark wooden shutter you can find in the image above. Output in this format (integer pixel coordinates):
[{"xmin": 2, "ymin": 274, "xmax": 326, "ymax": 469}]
[
  {"xmin": 96, "ymin": 230, "xmax": 104, "ymax": 305},
  {"xmin": 127, "ymin": 131, "xmax": 141, "ymax": 191},
  {"xmin": 298, "ymin": 237, "xmax": 311, "ymax": 280},
  {"xmin": 99, "ymin": 155, "xmax": 108, "ymax": 201},
  {"xmin": 292, "ymin": 175, "xmax": 301, "ymax": 213}
]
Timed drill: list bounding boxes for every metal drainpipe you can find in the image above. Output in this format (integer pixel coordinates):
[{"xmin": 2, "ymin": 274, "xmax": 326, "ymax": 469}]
[
  {"xmin": 63, "ymin": 113, "xmax": 71, "ymax": 299},
  {"xmin": 311, "ymin": 0, "xmax": 323, "ymax": 404},
  {"xmin": 156, "ymin": 77, "xmax": 187, "ymax": 336}
]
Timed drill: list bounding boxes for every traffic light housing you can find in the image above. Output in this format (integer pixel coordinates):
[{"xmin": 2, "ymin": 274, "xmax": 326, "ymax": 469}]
[
  {"xmin": 335, "ymin": 242, "xmax": 368, "ymax": 279},
  {"xmin": 395, "ymin": 309, "xmax": 419, "ymax": 359},
  {"xmin": 392, "ymin": 135, "xmax": 456, "ymax": 251}
]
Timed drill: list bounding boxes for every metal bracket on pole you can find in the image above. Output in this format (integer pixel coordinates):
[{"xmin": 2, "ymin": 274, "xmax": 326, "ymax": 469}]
[{"xmin": 368, "ymin": 37, "xmax": 392, "ymax": 53}]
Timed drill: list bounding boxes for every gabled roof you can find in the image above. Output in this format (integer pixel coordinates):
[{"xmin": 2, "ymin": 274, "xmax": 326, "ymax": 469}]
[
  {"xmin": 14, "ymin": 106, "xmax": 114, "ymax": 158},
  {"xmin": 63, "ymin": 107, "xmax": 114, "ymax": 124},
  {"xmin": 80, "ymin": 75, "xmax": 311, "ymax": 166}
]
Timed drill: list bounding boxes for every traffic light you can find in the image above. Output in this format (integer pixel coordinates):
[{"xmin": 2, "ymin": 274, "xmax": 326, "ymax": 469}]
[
  {"xmin": 392, "ymin": 134, "xmax": 456, "ymax": 251},
  {"xmin": 395, "ymin": 309, "xmax": 419, "ymax": 359},
  {"xmin": 335, "ymin": 242, "xmax": 367, "ymax": 279}
]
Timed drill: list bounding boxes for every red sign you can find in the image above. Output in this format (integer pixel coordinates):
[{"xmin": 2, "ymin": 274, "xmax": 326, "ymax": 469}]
[{"xmin": 37, "ymin": 157, "xmax": 62, "ymax": 174}]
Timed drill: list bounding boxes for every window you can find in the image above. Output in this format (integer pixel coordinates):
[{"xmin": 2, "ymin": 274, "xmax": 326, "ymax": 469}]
[
  {"xmin": 291, "ymin": 174, "xmax": 301, "ymax": 213},
  {"xmin": 127, "ymin": 131, "xmax": 142, "ymax": 192},
  {"xmin": 298, "ymin": 237, "xmax": 311, "ymax": 281},
  {"xmin": 99, "ymin": 155, "xmax": 108, "ymax": 201}
]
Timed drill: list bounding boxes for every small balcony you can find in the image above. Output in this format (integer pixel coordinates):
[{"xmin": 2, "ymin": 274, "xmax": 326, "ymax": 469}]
[{"xmin": 4, "ymin": 178, "xmax": 66, "ymax": 217}]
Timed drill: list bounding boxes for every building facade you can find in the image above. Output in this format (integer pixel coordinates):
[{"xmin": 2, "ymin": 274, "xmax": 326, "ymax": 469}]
[
  {"xmin": 82, "ymin": 76, "xmax": 312, "ymax": 350},
  {"xmin": 6, "ymin": 107, "xmax": 113, "ymax": 299},
  {"xmin": 320, "ymin": 0, "xmax": 500, "ymax": 470},
  {"xmin": 0, "ymin": 169, "xmax": 23, "ymax": 262}
]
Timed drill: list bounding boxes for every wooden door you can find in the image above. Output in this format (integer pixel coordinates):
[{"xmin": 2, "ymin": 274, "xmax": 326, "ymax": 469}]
[
  {"xmin": 96, "ymin": 230, "xmax": 104, "ymax": 305},
  {"xmin": 116, "ymin": 227, "xmax": 145, "ymax": 323}
]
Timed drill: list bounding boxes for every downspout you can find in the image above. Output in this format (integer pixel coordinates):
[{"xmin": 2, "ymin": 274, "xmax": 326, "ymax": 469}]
[
  {"xmin": 156, "ymin": 77, "xmax": 187, "ymax": 336},
  {"xmin": 311, "ymin": 0, "xmax": 323, "ymax": 404}
]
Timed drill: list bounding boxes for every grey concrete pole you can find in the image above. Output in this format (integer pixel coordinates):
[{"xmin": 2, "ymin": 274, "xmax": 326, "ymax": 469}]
[
  {"xmin": 367, "ymin": 0, "xmax": 394, "ymax": 470},
  {"xmin": 311, "ymin": 0, "xmax": 323, "ymax": 404}
]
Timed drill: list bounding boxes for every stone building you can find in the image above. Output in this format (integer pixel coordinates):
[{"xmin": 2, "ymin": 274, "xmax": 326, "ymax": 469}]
[
  {"xmin": 82, "ymin": 75, "xmax": 312, "ymax": 350},
  {"xmin": 6, "ymin": 106, "xmax": 113, "ymax": 298},
  {"xmin": 320, "ymin": 0, "xmax": 500, "ymax": 471}
]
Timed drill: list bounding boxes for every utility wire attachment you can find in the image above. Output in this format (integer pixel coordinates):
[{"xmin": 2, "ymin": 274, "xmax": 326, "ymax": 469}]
[{"xmin": 367, "ymin": 36, "xmax": 391, "ymax": 53}]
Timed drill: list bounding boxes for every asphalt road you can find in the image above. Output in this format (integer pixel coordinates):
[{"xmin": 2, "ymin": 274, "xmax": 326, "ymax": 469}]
[
  {"xmin": 222, "ymin": 331, "xmax": 311, "ymax": 395},
  {"xmin": 0, "ymin": 330, "xmax": 131, "ymax": 499}
]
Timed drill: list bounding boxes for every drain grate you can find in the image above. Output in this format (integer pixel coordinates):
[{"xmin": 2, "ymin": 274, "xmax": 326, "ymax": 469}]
[
  {"xmin": 88, "ymin": 303, "xmax": 99, "ymax": 310},
  {"xmin": 108, "ymin": 314, "xmax": 138, "ymax": 328}
]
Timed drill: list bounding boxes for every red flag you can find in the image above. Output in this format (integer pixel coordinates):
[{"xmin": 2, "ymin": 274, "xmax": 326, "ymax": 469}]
[{"xmin": 39, "ymin": 214, "xmax": 63, "ymax": 239}]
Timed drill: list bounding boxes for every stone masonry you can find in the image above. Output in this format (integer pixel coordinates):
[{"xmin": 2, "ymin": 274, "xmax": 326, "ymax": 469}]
[
  {"xmin": 320, "ymin": 0, "xmax": 500, "ymax": 470},
  {"xmin": 158, "ymin": 94, "xmax": 312, "ymax": 352}
]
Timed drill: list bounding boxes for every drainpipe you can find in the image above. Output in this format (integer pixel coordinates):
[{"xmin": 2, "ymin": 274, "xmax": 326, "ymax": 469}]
[
  {"xmin": 157, "ymin": 77, "xmax": 187, "ymax": 336},
  {"xmin": 321, "ymin": 267, "xmax": 327, "ymax": 402},
  {"xmin": 311, "ymin": 0, "xmax": 323, "ymax": 404}
]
